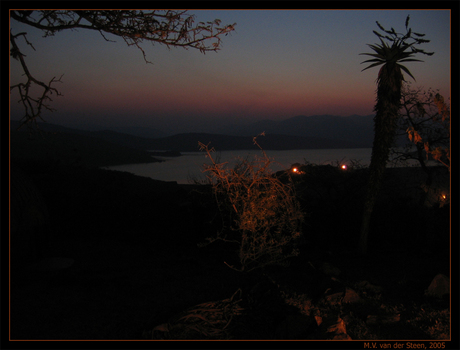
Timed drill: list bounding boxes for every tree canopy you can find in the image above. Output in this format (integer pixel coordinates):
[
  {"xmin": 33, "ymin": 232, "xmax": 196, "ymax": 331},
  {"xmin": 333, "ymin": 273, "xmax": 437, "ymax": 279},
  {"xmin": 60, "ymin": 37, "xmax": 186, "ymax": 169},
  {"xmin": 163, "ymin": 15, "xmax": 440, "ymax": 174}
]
[{"xmin": 10, "ymin": 10, "xmax": 236, "ymax": 128}]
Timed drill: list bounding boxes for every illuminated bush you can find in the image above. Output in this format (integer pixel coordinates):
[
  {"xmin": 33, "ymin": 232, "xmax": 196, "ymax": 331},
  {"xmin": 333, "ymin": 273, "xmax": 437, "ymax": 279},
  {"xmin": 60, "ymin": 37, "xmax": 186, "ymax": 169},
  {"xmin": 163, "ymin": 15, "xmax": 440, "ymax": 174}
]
[{"xmin": 198, "ymin": 136, "xmax": 304, "ymax": 273}]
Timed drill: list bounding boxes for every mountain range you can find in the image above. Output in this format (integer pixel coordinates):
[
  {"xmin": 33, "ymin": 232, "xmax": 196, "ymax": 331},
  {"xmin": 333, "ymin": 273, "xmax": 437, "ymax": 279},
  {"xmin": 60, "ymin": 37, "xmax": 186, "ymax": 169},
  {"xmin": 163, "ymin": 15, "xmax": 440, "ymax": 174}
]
[
  {"xmin": 140, "ymin": 132, "xmax": 362, "ymax": 152},
  {"xmin": 214, "ymin": 114, "xmax": 376, "ymax": 148},
  {"xmin": 11, "ymin": 114, "xmax": 376, "ymax": 153},
  {"xmin": 97, "ymin": 114, "xmax": 377, "ymax": 148}
]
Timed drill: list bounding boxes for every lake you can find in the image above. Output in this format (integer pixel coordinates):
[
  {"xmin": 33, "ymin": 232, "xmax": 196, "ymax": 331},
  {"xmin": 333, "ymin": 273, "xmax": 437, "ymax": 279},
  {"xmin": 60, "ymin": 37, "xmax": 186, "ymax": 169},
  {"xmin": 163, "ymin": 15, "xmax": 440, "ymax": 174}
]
[{"xmin": 102, "ymin": 148, "xmax": 420, "ymax": 184}]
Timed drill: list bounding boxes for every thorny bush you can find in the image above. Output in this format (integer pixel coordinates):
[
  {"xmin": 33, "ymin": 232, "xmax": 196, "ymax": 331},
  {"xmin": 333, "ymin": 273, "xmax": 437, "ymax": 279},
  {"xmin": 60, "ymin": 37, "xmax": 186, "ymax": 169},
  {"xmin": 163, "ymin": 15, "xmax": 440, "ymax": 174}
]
[{"xmin": 198, "ymin": 135, "xmax": 304, "ymax": 273}]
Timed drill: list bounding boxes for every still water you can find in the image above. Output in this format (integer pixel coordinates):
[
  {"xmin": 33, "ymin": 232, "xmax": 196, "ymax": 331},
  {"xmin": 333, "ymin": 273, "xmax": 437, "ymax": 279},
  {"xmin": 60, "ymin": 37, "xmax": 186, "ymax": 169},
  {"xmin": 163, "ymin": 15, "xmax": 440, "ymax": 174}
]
[
  {"xmin": 102, "ymin": 148, "xmax": 417, "ymax": 184},
  {"xmin": 104, "ymin": 148, "xmax": 372, "ymax": 184}
]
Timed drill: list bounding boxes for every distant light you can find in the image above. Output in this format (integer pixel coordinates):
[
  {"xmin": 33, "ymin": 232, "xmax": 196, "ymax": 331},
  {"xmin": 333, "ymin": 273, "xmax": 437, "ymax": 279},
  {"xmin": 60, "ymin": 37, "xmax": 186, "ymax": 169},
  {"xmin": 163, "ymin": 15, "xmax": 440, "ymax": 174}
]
[
  {"xmin": 292, "ymin": 167, "xmax": 298, "ymax": 173},
  {"xmin": 441, "ymin": 194, "xmax": 447, "ymax": 200},
  {"xmin": 341, "ymin": 165, "xmax": 347, "ymax": 170}
]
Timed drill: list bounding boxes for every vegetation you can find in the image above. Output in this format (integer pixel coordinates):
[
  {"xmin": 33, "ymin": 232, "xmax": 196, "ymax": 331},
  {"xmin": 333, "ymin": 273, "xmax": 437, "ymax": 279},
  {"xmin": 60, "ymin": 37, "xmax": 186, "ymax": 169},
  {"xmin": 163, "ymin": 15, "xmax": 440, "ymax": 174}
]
[
  {"xmin": 10, "ymin": 10, "xmax": 236, "ymax": 128},
  {"xmin": 10, "ymin": 151, "xmax": 450, "ymax": 340},
  {"xmin": 10, "ymin": 11, "xmax": 450, "ymax": 342},
  {"xmin": 392, "ymin": 83, "xmax": 450, "ymax": 169},
  {"xmin": 358, "ymin": 15, "xmax": 434, "ymax": 254},
  {"xmin": 403, "ymin": 86, "xmax": 451, "ymax": 171},
  {"xmin": 198, "ymin": 135, "xmax": 304, "ymax": 273},
  {"xmin": 391, "ymin": 83, "xmax": 450, "ymax": 206}
]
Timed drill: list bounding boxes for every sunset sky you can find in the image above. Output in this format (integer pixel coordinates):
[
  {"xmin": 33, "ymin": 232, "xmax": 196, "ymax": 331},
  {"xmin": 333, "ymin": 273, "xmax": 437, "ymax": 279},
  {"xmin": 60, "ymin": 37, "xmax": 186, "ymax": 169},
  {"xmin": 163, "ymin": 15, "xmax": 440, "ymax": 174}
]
[{"xmin": 9, "ymin": 9, "xmax": 451, "ymax": 134}]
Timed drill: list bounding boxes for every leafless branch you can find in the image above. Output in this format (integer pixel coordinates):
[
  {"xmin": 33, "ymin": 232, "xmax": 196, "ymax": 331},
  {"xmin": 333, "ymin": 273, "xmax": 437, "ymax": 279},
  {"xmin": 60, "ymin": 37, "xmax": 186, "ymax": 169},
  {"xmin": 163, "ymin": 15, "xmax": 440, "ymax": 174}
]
[
  {"xmin": 10, "ymin": 30, "xmax": 64, "ymax": 129},
  {"xmin": 10, "ymin": 10, "xmax": 236, "ymax": 125}
]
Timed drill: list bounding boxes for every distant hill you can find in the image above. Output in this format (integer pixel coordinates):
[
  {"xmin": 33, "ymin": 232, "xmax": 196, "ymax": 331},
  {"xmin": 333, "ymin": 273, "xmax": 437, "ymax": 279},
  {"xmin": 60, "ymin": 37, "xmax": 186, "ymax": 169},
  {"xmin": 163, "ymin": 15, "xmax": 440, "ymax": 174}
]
[
  {"xmin": 144, "ymin": 132, "xmax": 364, "ymax": 152},
  {"xmin": 215, "ymin": 114, "xmax": 376, "ymax": 148},
  {"xmin": 104, "ymin": 126, "xmax": 166, "ymax": 139},
  {"xmin": 10, "ymin": 112, "xmax": 380, "ymax": 158},
  {"xmin": 10, "ymin": 119, "xmax": 368, "ymax": 155},
  {"xmin": 10, "ymin": 120, "xmax": 159, "ymax": 151},
  {"xmin": 10, "ymin": 121, "xmax": 158, "ymax": 168}
]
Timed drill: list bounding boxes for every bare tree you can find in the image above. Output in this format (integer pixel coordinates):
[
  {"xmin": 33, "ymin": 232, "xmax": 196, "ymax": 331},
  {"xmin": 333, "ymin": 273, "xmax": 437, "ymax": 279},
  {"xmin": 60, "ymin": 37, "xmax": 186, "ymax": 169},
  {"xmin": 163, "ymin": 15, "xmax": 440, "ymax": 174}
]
[
  {"xmin": 390, "ymin": 83, "xmax": 450, "ymax": 206},
  {"xmin": 10, "ymin": 10, "xmax": 236, "ymax": 128},
  {"xmin": 392, "ymin": 83, "xmax": 450, "ymax": 170},
  {"xmin": 198, "ymin": 136, "xmax": 304, "ymax": 273}
]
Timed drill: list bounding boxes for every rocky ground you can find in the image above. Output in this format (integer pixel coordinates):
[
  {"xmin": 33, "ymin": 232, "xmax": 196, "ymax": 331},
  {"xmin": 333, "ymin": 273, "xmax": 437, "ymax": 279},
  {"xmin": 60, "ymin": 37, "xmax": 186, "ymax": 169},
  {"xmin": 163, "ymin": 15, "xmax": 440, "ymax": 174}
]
[{"xmin": 9, "ymin": 159, "xmax": 452, "ymax": 342}]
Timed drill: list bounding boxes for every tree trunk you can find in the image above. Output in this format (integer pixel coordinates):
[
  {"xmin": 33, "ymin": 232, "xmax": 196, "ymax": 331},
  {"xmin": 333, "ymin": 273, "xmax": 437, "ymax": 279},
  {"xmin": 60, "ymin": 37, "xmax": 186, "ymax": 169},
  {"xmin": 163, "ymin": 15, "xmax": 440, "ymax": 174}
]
[{"xmin": 359, "ymin": 64, "xmax": 402, "ymax": 255}]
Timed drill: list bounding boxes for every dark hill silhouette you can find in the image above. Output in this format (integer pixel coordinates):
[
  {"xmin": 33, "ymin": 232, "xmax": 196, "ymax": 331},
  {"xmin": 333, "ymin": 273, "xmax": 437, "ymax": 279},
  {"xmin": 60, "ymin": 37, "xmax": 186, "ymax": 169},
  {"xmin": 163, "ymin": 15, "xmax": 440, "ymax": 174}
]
[
  {"xmin": 144, "ymin": 132, "xmax": 363, "ymax": 152},
  {"xmin": 9, "ymin": 121, "xmax": 158, "ymax": 168},
  {"xmin": 10, "ymin": 121, "xmax": 157, "ymax": 151},
  {"xmin": 10, "ymin": 114, "xmax": 373, "ymax": 154},
  {"xmin": 105, "ymin": 126, "xmax": 166, "ymax": 139},
  {"xmin": 215, "ymin": 114, "xmax": 375, "ymax": 148}
]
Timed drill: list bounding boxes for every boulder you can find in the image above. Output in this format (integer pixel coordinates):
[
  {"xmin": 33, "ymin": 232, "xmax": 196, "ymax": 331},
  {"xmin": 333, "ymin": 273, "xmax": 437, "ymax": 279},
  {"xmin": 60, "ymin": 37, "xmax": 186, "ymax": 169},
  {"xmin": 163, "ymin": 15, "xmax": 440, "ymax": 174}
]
[
  {"xmin": 327, "ymin": 317, "xmax": 347, "ymax": 334},
  {"xmin": 342, "ymin": 288, "xmax": 361, "ymax": 304},
  {"xmin": 324, "ymin": 290, "xmax": 344, "ymax": 306},
  {"xmin": 355, "ymin": 280, "xmax": 382, "ymax": 294},
  {"xmin": 425, "ymin": 274, "xmax": 450, "ymax": 298},
  {"xmin": 326, "ymin": 317, "xmax": 352, "ymax": 340},
  {"xmin": 322, "ymin": 287, "xmax": 361, "ymax": 306},
  {"xmin": 332, "ymin": 333, "xmax": 352, "ymax": 340}
]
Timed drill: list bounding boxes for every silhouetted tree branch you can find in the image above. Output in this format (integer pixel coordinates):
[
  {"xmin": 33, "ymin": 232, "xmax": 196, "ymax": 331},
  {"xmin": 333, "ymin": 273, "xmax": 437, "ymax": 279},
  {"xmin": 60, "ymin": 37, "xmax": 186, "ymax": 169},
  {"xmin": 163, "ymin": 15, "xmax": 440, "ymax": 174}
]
[
  {"xmin": 392, "ymin": 83, "xmax": 450, "ymax": 170},
  {"xmin": 10, "ymin": 30, "xmax": 64, "ymax": 130},
  {"xmin": 10, "ymin": 10, "xmax": 236, "ymax": 128},
  {"xmin": 390, "ymin": 83, "xmax": 450, "ymax": 205}
]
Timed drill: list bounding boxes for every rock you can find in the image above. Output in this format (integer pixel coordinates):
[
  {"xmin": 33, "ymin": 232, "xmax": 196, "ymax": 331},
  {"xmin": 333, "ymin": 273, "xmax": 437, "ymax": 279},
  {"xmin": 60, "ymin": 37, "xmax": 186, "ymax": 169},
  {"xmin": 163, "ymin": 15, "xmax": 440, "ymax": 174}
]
[
  {"xmin": 332, "ymin": 333, "xmax": 353, "ymax": 340},
  {"xmin": 327, "ymin": 317, "xmax": 347, "ymax": 335},
  {"xmin": 355, "ymin": 280, "xmax": 382, "ymax": 294},
  {"xmin": 342, "ymin": 288, "xmax": 361, "ymax": 304},
  {"xmin": 425, "ymin": 274, "xmax": 450, "ymax": 298},
  {"xmin": 326, "ymin": 317, "xmax": 352, "ymax": 339},
  {"xmin": 311, "ymin": 314, "xmax": 353, "ymax": 340},
  {"xmin": 322, "ymin": 286, "xmax": 360, "ymax": 306},
  {"xmin": 324, "ymin": 291, "xmax": 344, "ymax": 305}
]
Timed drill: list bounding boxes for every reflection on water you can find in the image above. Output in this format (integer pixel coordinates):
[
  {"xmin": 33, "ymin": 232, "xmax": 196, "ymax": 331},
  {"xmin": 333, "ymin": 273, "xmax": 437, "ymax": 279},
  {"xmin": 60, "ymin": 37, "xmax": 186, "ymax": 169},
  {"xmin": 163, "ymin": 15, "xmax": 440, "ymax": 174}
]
[{"xmin": 102, "ymin": 148, "xmax": 422, "ymax": 184}]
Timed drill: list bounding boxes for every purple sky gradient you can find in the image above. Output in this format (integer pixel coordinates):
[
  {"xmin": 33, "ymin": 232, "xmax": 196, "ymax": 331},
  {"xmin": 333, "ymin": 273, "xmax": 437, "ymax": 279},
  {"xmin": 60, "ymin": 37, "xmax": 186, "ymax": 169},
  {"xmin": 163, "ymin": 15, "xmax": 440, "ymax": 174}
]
[{"xmin": 9, "ymin": 9, "xmax": 451, "ymax": 134}]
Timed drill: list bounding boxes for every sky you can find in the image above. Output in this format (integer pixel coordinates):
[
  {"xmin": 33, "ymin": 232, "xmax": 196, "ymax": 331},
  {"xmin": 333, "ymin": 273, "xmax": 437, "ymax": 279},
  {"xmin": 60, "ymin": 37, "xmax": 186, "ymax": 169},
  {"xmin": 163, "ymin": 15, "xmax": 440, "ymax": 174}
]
[{"xmin": 9, "ymin": 9, "xmax": 451, "ymax": 134}]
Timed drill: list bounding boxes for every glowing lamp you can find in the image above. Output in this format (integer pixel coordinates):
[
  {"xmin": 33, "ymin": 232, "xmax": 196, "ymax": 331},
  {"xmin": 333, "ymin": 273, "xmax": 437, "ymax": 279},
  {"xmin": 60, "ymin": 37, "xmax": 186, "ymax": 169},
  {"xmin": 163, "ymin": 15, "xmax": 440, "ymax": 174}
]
[
  {"xmin": 292, "ymin": 167, "xmax": 298, "ymax": 173},
  {"xmin": 341, "ymin": 165, "xmax": 347, "ymax": 170}
]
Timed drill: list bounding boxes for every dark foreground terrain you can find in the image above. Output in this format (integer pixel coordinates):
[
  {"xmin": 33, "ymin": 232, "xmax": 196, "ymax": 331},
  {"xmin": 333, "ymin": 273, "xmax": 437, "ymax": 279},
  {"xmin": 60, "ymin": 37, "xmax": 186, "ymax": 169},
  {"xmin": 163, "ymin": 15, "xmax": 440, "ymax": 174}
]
[{"xmin": 9, "ymin": 158, "xmax": 452, "ymax": 343}]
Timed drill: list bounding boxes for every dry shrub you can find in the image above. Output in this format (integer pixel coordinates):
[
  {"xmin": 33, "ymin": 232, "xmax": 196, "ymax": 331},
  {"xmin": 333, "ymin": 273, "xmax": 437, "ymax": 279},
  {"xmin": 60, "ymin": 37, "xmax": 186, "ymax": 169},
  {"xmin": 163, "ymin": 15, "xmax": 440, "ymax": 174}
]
[{"xmin": 198, "ymin": 135, "xmax": 304, "ymax": 272}]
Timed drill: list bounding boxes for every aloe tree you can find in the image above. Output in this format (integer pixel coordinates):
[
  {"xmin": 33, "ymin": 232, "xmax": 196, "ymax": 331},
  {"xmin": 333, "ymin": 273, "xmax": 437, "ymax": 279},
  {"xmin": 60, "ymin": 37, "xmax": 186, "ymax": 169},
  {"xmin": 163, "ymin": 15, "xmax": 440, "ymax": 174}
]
[{"xmin": 358, "ymin": 15, "xmax": 434, "ymax": 254}]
